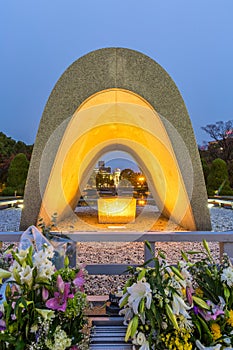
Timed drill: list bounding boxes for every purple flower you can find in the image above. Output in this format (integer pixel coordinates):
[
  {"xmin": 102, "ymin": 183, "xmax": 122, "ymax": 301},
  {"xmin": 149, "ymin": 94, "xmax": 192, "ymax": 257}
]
[
  {"xmin": 0, "ymin": 312, "xmax": 6, "ymax": 331},
  {"xmin": 186, "ymin": 287, "xmax": 193, "ymax": 305},
  {"xmin": 46, "ymin": 275, "xmax": 73, "ymax": 312},
  {"xmin": 69, "ymin": 346, "xmax": 79, "ymax": 350},
  {"xmin": 42, "ymin": 287, "xmax": 49, "ymax": 301},
  {"xmin": 73, "ymin": 270, "xmax": 85, "ymax": 291},
  {"xmin": 0, "ymin": 319, "xmax": 6, "ymax": 331},
  {"xmin": 192, "ymin": 301, "xmax": 224, "ymax": 321}
]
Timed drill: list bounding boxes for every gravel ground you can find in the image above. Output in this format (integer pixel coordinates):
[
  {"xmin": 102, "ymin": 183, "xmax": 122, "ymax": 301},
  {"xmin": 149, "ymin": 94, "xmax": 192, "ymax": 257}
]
[{"xmin": 0, "ymin": 206, "xmax": 233, "ymax": 295}]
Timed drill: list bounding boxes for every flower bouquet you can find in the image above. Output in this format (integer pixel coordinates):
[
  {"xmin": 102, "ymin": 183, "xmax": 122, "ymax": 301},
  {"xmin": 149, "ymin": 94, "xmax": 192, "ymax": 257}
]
[
  {"xmin": 119, "ymin": 241, "xmax": 233, "ymax": 350},
  {"xmin": 0, "ymin": 244, "xmax": 87, "ymax": 350}
]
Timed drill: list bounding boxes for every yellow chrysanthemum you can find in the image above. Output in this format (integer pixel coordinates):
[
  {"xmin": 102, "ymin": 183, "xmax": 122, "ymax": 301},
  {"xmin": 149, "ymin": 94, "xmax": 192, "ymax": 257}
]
[
  {"xmin": 211, "ymin": 323, "xmax": 222, "ymax": 341},
  {"xmin": 195, "ymin": 287, "xmax": 204, "ymax": 298},
  {"xmin": 227, "ymin": 309, "xmax": 233, "ymax": 327},
  {"xmin": 161, "ymin": 329, "xmax": 193, "ymax": 350}
]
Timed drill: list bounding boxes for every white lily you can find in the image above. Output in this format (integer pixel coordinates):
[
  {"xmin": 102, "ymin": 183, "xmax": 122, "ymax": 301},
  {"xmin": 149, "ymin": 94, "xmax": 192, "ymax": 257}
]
[
  {"xmin": 139, "ymin": 340, "xmax": 150, "ymax": 350},
  {"xmin": 196, "ymin": 340, "xmax": 222, "ymax": 350},
  {"xmin": 127, "ymin": 280, "xmax": 152, "ymax": 314},
  {"xmin": 19, "ymin": 265, "xmax": 33, "ymax": 287},
  {"xmin": 16, "ymin": 248, "xmax": 30, "ymax": 263},
  {"xmin": 119, "ymin": 307, "xmax": 133, "ymax": 325},
  {"xmin": 172, "ymin": 293, "xmax": 191, "ymax": 319}
]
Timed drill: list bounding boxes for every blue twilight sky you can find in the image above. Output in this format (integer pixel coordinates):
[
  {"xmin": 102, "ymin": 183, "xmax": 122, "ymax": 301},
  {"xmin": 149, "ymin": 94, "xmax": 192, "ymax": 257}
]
[{"xmin": 1, "ymin": 0, "xmax": 233, "ymax": 149}]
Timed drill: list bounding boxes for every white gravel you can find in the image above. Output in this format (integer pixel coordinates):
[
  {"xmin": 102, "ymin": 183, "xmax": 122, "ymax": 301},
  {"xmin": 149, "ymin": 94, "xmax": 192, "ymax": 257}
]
[{"xmin": 0, "ymin": 206, "xmax": 233, "ymax": 295}]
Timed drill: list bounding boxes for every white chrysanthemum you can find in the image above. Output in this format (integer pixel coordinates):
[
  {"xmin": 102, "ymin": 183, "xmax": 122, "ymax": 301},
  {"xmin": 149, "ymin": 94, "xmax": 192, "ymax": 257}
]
[
  {"xmin": 19, "ymin": 265, "xmax": 33, "ymax": 287},
  {"xmin": 221, "ymin": 266, "xmax": 233, "ymax": 287},
  {"xmin": 127, "ymin": 280, "xmax": 152, "ymax": 314},
  {"xmin": 136, "ymin": 332, "xmax": 147, "ymax": 345}
]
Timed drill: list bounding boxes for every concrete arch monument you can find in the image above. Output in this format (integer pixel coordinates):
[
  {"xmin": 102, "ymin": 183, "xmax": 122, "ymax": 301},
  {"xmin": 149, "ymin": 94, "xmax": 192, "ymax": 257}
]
[{"xmin": 20, "ymin": 48, "xmax": 211, "ymax": 231}]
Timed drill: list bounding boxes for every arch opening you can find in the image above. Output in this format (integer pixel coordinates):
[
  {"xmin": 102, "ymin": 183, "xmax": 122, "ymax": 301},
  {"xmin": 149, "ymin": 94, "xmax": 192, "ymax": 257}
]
[
  {"xmin": 72, "ymin": 149, "xmax": 166, "ymax": 231},
  {"xmin": 38, "ymin": 89, "xmax": 196, "ymax": 231}
]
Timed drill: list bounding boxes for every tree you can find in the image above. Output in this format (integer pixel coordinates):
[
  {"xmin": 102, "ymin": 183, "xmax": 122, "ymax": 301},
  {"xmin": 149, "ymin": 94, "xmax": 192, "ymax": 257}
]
[
  {"xmin": 201, "ymin": 120, "xmax": 233, "ymax": 163},
  {"xmin": 4, "ymin": 153, "xmax": 29, "ymax": 195},
  {"xmin": 120, "ymin": 168, "xmax": 141, "ymax": 187},
  {"xmin": 0, "ymin": 132, "xmax": 33, "ymax": 184},
  {"xmin": 200, "ymin": 158, "xmax": 210, "ymax": 185},
  {"xmin": 207, "ymin": 158, "xmax": 233, "ymax": 196}
]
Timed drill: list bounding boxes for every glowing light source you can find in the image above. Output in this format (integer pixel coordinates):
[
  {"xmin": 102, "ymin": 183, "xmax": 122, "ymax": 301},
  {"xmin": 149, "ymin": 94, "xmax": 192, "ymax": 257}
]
[{"xmin": 98, "ymin": 197, "xmax": 136, "ymax": 224}]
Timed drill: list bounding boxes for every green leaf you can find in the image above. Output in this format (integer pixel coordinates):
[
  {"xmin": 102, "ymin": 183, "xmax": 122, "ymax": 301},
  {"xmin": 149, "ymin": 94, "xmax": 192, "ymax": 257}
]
[
  {"xmin": 158, "ymin": 250, "xmax": 166, "ymax": 259},
  {"xmin": 119, "ymin": 294, "xmax": 129, "ymax": 308},
  {"xmin": 170, "ymin": 265, "xmax": 184, "ymax": 280},
  {"xmin": 131, "ymin": 315, "xmax": 139, "ymax": 337},
  {"xmin": 15, "ymin": 340, "xmax": 26, "ymax": 350},
  {"xmin": 185, "ymin": 250, "xmax": 203, "ymax": 255},
  {"xmin": 197, "ymin": 315, "xmax": 213, "ymax": 343},
  {"xmin": 137, "ymin": 268, "xmax": 146, "ymax": 281},
  {"xmin": 193, "ymin": 296, "xmax": 210, "ymax": 310},
  {"xmin": 193, "ymin": 319, "xmax": 202, "ymax": 338},
  {"xmin": 203, "ymin": 240, "xmax": 213, "ymax": 262},
  {"xmin": 125, "ymin": 319, "xmax": 133, "ymax": 342},
  {"xmin": 139, "ymin": 298, "xmax": 145, "ymax": 313},
  {"xmin": 0, "ymin": 333, "xmax": 16, "ymax": 342},
  {"xmin": 224, "ymin": 286, "xmax": 230, "ymax": 301},
  {"xmin": 165, "ymin": 303, "xmax": 179, "ymax": 330},
  {"xmin": 144, "ymin": 240, "xmax": 153, "ymax": 255},
  {"xmin": 181, "ymin": 250, "xmax": 188, "ymax": 262}
]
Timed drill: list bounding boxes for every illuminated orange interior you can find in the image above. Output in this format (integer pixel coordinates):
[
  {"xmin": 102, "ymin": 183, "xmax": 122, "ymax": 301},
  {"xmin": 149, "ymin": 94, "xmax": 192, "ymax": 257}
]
[{"xmin": 39, "ymin": 89, "xmax": 196, "ymax": 230}]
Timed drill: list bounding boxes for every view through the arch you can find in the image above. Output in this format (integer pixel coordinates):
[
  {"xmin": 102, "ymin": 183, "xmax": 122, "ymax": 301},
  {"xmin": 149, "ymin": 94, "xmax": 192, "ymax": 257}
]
[{"xmin": 55, "ymin": 151, "xmax": 185, "ymax": 232}]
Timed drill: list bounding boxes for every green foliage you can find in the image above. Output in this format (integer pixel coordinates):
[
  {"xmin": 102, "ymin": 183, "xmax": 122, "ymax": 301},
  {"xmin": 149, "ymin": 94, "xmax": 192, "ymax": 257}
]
[
  {"xmin": 0, "ymin": 132, "xmax": 32, "ymax": 185},
  {"xmin": 0, "ymin": 245, "xmax": 87, "ymax": 349},
  {"xmin": 200, "ymin": 158, "xmax": 210, "ymax": 185},
  {"xmin": 207, "ymin": 158, "xmax": 233, "ymax": 195},
  {"xmin": 120, "ymin": 241, "xmax": 233, "ymax": 349},
  {"xmin": 6, "ymin": 153, "xmax": 29, "ymax": 194},
  {"xmin": 120, "ymin": 168, "xmax": 148, "ymax": 189},
  {"xmin": 1, "ymin": 187, "xmax": 15, "ymax": 196}
]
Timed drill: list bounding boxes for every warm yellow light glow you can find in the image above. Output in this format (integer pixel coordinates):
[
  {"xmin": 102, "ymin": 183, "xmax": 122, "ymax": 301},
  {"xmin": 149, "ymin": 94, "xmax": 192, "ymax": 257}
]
[
  {"xmin": 39, "ymin": 89, "xmax": 196, "ymax": 230},
  {"xmin": 138, "ymin": 176, "xmax": 145, "ymax": 182},
  {"xmin": 98, "ymin": 197, "xmax": 136, "ymax": 224},
  {"xmin": 138, "ymin": 199, "xmax": 146, "ymax": 206}
]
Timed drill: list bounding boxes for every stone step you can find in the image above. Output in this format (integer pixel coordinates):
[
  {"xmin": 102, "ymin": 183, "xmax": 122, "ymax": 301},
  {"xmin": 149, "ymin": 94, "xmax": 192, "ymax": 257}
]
[{"xmin": 90, "ymin": 317, "xmax": 132, "ymax": 350}]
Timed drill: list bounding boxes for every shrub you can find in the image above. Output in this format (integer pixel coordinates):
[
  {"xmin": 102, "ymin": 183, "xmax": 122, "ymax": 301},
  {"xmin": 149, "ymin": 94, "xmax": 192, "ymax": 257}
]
[{"xmin": 207, "ymin": 158, "xmax": 233, "ymax": 196}]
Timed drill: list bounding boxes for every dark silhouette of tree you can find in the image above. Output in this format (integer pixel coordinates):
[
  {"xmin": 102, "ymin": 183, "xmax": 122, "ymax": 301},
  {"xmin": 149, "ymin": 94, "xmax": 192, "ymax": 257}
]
[
  {"xmin": 201, "ymin": 120, "xmax": 233, "ymax": 163},
  {"xmin": 120, "ymin": 168, "xmax": 136, "ymax": 186}
]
